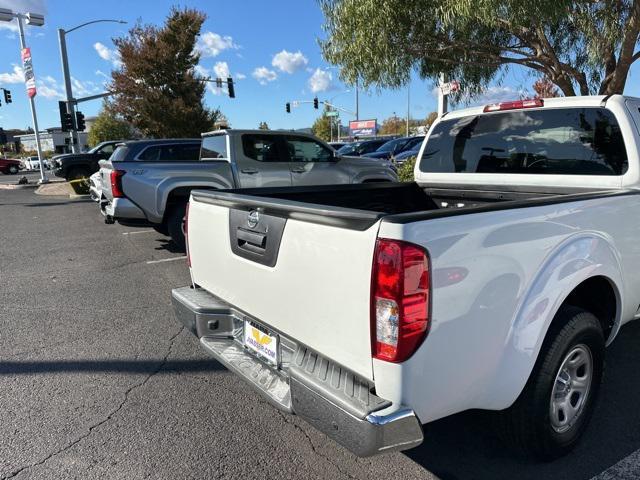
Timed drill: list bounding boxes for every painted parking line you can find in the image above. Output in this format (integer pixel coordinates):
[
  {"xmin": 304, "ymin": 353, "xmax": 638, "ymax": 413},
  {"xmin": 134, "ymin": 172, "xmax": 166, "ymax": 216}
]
[
  {"xmin": 146, "ymin": 256, "xmax": 187, "ymax": 264},
  {"xmin": 122, "ymin": 230, "xmax": 154, "ymax": 235},
  {"xmin": 591, "ymin": 449, "xmax": 640, "ymax": 479}
]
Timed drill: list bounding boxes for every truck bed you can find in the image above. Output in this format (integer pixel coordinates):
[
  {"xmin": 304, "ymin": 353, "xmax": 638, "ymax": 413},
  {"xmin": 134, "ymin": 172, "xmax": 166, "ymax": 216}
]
[{"xmin": 192, "ymin": 181, "xmax": 611, "ymax": 231}]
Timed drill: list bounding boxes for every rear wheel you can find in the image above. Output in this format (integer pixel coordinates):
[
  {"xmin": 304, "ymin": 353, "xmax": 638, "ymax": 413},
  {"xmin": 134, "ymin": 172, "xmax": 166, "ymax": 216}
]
[
  {"xmin": 497, "ymin": 306, "xmax": 604, "ymax": 460},
  {"xmin": 167, "ymin": 202, "xmax": 187, "ymax": 251},
  {"xmin": 67, "ymin": 167, "xmax": 91, "ymax": 181},
  {"xmin": 8, "ymin": 165, "xmax": 19, "ymax": 174}
]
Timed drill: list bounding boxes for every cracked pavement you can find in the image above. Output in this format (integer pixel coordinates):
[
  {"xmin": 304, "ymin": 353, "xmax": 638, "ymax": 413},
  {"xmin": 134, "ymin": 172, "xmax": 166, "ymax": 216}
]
[{"xmin": 4, "ymin": 188, "xmax": 640, "ymax": 480}]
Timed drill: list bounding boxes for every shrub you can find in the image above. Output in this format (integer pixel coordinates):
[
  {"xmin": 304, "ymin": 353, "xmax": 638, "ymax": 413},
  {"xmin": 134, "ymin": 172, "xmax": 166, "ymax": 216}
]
[{"xmin": 396, "ymin": 156, "xmax": 416, "ymax": 182}]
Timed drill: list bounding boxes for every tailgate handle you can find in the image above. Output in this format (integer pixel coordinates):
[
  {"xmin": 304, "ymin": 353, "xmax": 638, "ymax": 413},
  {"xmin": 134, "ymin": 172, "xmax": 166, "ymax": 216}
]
[
  {"xmin": 237, "ymin": 228, "xmax": 266, "ymax": 252},
  {"xmin": 241, "ymin": 168, "xmax": 259, "ymax": 174}
]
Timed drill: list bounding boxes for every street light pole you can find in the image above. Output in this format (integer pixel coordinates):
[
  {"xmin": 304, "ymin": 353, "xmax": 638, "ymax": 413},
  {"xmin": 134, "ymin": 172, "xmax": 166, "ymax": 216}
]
[
  {"xmin": 16, "ymin": 15, "xmax": 47, "ymax": 183},
  {"xmin": 57, "ymin": 19, "xmax": 126, "ymax": 154},
  {"xmin": 57, "ymin": 28, "xmax": 77, "ymax": 152}
]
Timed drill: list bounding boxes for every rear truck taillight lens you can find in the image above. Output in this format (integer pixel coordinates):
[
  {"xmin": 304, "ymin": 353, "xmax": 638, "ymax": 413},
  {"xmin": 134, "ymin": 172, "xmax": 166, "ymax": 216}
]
[
  {"xmin": 483, "ymin": 98, "xmax": 544, "ymax": 112},
  {"xmin": 110, "ymin": 170, "xmax": 125, "ymax": 198},
  {"xmin": 185, "ymin": 201, "xmax": 191, "ymax": 267},
  {"xmin": 371, "ymin": 238, "xmax": 430, "ymax": 363}
]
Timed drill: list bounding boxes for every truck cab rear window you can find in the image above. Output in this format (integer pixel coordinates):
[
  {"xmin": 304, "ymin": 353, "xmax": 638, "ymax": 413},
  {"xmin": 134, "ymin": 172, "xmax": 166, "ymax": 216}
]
[
  {"xmin": 420, "ymin": 108, "xmax": 628, "ymax": 176},
  {"xmin": 201, "ymin": 135, "xmax": 228, "ymax": 160}
]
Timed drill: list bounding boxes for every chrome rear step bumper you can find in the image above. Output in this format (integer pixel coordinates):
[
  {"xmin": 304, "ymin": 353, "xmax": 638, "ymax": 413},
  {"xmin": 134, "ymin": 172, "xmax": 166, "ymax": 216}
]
[{"xmin": 171, "ymin": 286, "xmax": 423, "ymax": 457}]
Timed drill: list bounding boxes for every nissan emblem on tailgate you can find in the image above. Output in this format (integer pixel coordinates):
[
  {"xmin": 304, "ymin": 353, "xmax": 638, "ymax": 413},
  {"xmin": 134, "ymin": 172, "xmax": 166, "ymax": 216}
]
[{"xmin": 247, "ymin": 210, "xmax": 260, "ymax": 229}]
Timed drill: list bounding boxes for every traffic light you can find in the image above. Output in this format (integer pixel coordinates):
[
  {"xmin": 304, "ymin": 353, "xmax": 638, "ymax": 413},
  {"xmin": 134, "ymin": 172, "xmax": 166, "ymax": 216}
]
[
  {"xmin": 215, "ymin": 78, "xmax": 222, "ymax": 88},
  {"xmin": 3, "ymin": 89, "xmax": 11, "ymax": 104},
  {"xmin": 75, "ymin": 111, "xmax": 86, "ymax": 131},
  {"xmin": 59, "ymin": 101, "xmax": 74, "ymax": 132},
  {"xmin": 285, "ymin": 102, "xmax": 291, "ymax": 113},
  {"xmin": 227, "ymin": 77, "xmax": 235, "ymax": 98},
  {"xmin": 313, "ymin": 97, "xmax": 319, "ymax": 109}
]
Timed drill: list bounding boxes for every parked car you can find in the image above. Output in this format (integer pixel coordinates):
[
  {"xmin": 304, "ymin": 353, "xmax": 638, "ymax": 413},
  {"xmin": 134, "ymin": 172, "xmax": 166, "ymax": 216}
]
[
  {"xmin": 393, "ymin": 144, "xmax": 421, "ymax": 165},
  {"xmin": 51, "ymin": 140, "xmax": 122, "ymax": 181},
  {"xmin": 23, "ymin": 156, "xmax": 49, "ymax": 171},
  {"xmin": 0, "ymin": 158, "xmax": 23, "ymax": 175},
  {"xmin": 363, "ymin": 136, "xmax": 424, "ymax": 160},
  {"xmin": 100, "ymin": 131, "xmax": 396, "ymax": 249},
  {"xmin": 173, "ymin": 95, "xmax": 640, "ymax": 460},
  {"xmin": 329, "ymin": 141, "xmax": 347, "ymax": 150},
  {"xmin": 336, "ymin": 138, "xmax": 389, "ymax": 156}
]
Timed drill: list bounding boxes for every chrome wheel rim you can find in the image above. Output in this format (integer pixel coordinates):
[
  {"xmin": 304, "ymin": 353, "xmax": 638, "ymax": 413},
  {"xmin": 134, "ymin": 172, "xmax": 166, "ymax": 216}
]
[{"xmin": 550, "ymin": 344, "xmax": 593, "ymax": 433}]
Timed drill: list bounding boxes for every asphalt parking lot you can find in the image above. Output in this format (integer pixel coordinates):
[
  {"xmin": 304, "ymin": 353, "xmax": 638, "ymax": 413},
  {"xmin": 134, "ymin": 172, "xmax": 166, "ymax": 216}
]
[{"xmin": 2, "ymin": 187, "xmax": 640, "ymax": 480}]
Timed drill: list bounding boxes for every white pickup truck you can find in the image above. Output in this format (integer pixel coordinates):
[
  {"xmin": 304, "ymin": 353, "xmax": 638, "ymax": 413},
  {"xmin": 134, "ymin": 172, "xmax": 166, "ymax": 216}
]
[{"xmin": 172, "ymin": 95, "xmax": 640, "ymax": 460}]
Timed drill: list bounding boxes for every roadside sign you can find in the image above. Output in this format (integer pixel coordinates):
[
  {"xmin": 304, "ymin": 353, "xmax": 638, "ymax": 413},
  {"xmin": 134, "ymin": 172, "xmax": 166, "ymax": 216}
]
[
  {"xmin": 325, "ymin": 111, "xmax": 339, "ymax": 117},
  {"xmin": 439, "ymin": 80, "xmax": 460, "ymax": 95},
  {"xmin": 349, "ymin": 119, "xmax": 377, "ymax": 136},
  {"xmin": 21, "ymin": 48, "xmax": 37, "ymax": 98},
  {"xmin": 292, "ymin": 101, "xmax": 300, "ymax": 107}
]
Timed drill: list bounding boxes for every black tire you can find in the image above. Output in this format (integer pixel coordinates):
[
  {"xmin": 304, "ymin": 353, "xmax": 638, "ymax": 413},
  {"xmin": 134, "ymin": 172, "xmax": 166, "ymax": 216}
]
[
  {"xmin": 8, "ymin": 165, "xmax": 19, "ymax": 174},
  {"xmin": 153, "ymin": 224, "xmax": 169, "ymax": 236},
  {"xmin": 497, "ymin": 306, "xmax": 604, "ymax": 460},
  {"xmin": 167, "ymin": 202, "xmax": 187, "ymax": 251},
  {"xmin": 66, "ymin": 167, "xmax": 91, "ymax": 181}
]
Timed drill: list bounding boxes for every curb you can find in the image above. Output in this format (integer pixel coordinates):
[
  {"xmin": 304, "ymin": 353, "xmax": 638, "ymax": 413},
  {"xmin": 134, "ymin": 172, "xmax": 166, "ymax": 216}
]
[{"xmin": 0, "ymin": 183, "xmax": 39, "ymax": 190}]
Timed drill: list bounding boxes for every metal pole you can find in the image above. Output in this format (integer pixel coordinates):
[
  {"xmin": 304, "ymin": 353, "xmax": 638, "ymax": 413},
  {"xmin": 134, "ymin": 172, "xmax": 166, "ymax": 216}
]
[
  {"xmin": 58, "ymin": 28, "xmax": 77, "ymax": 153},
  {"xmin": 355, "ymin": 79, "xmax": 359, "ymax": 120},
  {"xmin": 17, "ymin": 16, "xmax": 48, "ymax": 183},
  {"xmin": 406, "ymin": 83, "xmax": 410, "ymax": 136},
  {"xmin": 330, "ymin": 116, "xmax": 333, "ymax": 143},
  {"xmin": 437, "ymin": 73, "xmax": 448, "ymax": 117}
]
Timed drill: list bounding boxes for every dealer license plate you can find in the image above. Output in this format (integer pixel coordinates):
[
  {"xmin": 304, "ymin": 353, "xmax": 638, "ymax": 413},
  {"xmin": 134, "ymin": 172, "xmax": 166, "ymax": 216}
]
[{"xmin": 243, "ymin": 321, "xmax": 278, "ymax": 366}]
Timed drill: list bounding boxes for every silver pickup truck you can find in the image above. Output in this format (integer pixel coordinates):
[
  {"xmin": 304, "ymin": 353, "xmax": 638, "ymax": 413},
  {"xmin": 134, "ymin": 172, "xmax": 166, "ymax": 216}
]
[{"xmin": 100, "ymin": 130, "xmax": 396, "ymax": 249}]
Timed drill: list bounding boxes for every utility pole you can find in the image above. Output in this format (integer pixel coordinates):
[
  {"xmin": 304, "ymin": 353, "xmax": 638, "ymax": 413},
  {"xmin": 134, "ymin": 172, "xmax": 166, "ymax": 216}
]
[
  {"xmin": 355, "ymin": 79, "xmax": 359, "ymax": 120},
  {"xmin": 58, "ymin": 29, "xmax": 77, "ymax": 152},
  {"xmin": 438, "ymin": 73, "xmax": 448, "ymax": 117},
  {"xmin": 406, "ymin": 83, "xmax": 410, "ymax": 136},
  {"xmin": 16, "ymin": 15, "xmax": 47, "ymax": 183}
]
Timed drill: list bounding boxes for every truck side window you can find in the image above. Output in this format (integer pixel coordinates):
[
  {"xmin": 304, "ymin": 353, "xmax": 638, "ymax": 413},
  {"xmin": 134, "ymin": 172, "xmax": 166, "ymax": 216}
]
[
  {"xmin": 158, "ymin": 144, "xmax": 201, "ymax": 162},
  {"xmin": 285, "ymin": 136, "xmax": 333, "ymax": 162},
  {"xmin": 137, "ymin": 146, "xmax": 161, "ymax": 161},
  {"xmin": 242, "ymin": 135, "xmax": 284, "ymax": 162},
  {"xmin": 201, "ymin": 135, "xmax": 228, "ymax": 160}
]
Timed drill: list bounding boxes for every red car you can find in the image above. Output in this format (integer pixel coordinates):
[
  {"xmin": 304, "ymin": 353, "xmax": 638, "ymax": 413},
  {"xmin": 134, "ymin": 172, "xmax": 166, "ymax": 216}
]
[{"xmin": 0, "ymin": 158, "xmax": 23, "ymax": 175}]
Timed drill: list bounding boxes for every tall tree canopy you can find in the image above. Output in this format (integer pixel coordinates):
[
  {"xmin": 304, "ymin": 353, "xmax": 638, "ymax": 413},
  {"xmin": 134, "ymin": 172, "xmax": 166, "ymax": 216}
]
[
  {"xmin": 319, "ymin": 0, "xmax": 640, "ymax": 97},
  {"xmin": 110, "ymin": 8, "xmax": 221, "ymax": 138},
  {"xmin": 312, "ymin": 113, "xmax": 332, "ymax": 141}
]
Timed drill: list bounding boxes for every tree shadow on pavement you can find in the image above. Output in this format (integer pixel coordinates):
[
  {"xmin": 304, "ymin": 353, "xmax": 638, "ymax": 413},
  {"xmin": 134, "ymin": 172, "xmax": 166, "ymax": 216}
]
[
  {"xmin": 405, "ymin": 321, "xmax": 640, "ymax": 480},
  {"xmin": 0, "ymin": 359, "xmax": 224, "ymax": 375}
]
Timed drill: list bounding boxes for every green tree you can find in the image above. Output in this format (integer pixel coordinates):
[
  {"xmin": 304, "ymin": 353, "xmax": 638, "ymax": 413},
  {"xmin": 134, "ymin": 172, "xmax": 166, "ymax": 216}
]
[
  {"xmin": 396, "ymin": 156, "xmax": 417, "ymax": 182},
  {"xmin": 312, "ymin": 114, "xmax": 332, "ymax": 141},
  {"xmin": 110, "ymin": 7, "xmax": 221, "ymax": 138},
  {"xmin": 320, "ymin": 0, "xmax": 640, "ymax": 96},
  {"xmin": 87, "ymin": 103, "xmax": 134, "ymax": 147},
  {"xmin": 379, "ymin": 115, "xmax": 405, "ymax": 136},
  {"xmin": 258, "ymin": 121, "xmax": 270, "ymax": 130}
]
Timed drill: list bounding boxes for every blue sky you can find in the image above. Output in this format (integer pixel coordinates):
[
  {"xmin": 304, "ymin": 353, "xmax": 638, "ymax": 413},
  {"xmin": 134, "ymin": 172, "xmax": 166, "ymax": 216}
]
[{"xmin": 2, "ymin": 0, "xmax": 640, "ymax": 133}]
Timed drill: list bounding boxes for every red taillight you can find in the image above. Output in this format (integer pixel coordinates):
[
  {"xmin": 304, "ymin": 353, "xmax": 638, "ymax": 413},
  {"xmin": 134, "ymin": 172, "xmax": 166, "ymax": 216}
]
[
  {"xmin": 110, "ymin": 170, "xmax": 125, "ymax": 198},
  {"xmin": 483, "ymin": 98, "xmax": 544, "ymax": 113},
  {"xmin": 185, "ymin": 201, "xmax": 191, "ymax": 267},
  {"xmin": 371, "ymin": 238, "xmax": 430, "ymax": 363}
]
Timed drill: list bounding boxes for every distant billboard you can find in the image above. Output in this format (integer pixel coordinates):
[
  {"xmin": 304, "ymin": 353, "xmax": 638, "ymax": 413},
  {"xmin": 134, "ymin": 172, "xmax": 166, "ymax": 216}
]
[{"xmin": 349, "ymin": 119, "xmax": 377, "ymax": 137}]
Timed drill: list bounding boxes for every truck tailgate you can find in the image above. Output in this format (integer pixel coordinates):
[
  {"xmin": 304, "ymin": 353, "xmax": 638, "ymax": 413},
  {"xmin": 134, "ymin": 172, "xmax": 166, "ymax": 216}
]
[{"xmin": 188, "ymin": 191, "xmax": 383, "ymax": 380}]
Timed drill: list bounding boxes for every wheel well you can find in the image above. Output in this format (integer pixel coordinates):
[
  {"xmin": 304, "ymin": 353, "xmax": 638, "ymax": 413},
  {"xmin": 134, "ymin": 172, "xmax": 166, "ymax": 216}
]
[
  {"xmin": 560, "ymin": 276, "xmax": 617, "ymax": 341},
  {"xmin": 164, "ymin": 187, "xmax": 216, "ymax": 221}
]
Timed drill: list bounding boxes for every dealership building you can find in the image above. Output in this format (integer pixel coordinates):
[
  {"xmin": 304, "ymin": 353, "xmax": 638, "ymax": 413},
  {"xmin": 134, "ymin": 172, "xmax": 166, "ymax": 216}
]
[{"xmin": 15, "ymin": 127, "xmax": 89, "ymax": 154}]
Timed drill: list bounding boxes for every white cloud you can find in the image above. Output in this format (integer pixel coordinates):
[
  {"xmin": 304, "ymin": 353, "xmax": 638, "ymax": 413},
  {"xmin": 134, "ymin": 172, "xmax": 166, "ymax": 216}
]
[
  {"xmin": 194, "ymin": 64, "xmax": 209, "ymax": 77},
  {"xmin": 308, "ymin": 68, "xmax": 333, "ymax": 93},
  {"xmin": 36, "ymin": 76, "xmax": 64, "ymax": 99},
  {"xmin": 272, "ymin": 50, "xmax": 308, "ymax": 74},
  {"xmin": 197, "ymin": 31, "xmax": 238, "ymax": 58},
  {"xmin": 252, "ymin": 67, "xmax": 277, "ymax": 85},
  {"xmin": 94, "ymin": 42, "xmax": 121, "ymax": 67},
  {"xmin": 213, "ymin": 61, "xmax": 230, "ymax": 79},
  {"xmin": 470, "ymin": 85, "xmax": 528, "ymax": 106},
  {"xmin": 235, "ymin": 73, "xmax": 246, "ymax": 80},
  {"xmin": 0, "ymin": 65, "xmax": 24, "ymax": 84},
  {"xmin": 71, "ymin": 77, "xmax": 101, "ymax": 96}
]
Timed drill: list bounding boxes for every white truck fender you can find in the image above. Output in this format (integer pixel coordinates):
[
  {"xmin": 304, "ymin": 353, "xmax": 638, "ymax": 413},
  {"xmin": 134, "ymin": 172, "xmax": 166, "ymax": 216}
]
[{"xmin": 480, "ymin": 232, "xmax": 623, "ymax": 410}]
